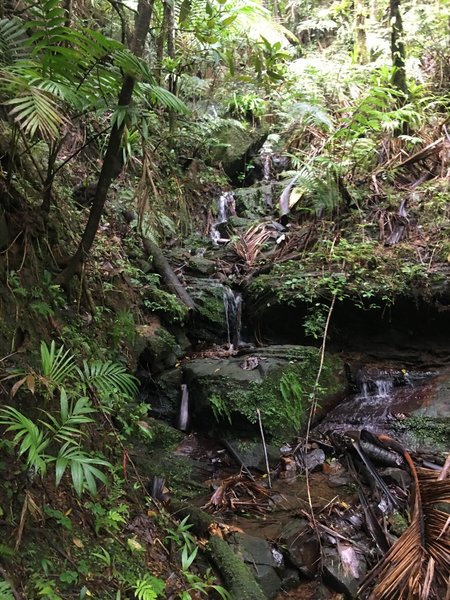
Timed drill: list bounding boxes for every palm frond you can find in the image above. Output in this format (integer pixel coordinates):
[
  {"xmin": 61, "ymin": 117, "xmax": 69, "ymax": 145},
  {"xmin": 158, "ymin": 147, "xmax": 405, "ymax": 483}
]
[
  {"xmin": 55, "ymin": 442, "xmax": 110, "ymax": 495},
  {"xmin": 139, "ymin": 82, "xmax": 189, "ymax": 114},
  {"xmin": 78, "ymin": 360, "xmax": 139, "ymax": 400},
  {"xmin": 232, "ymin": 223, "xmax": 272, "ymax": 267},
  {"xmin": 40, "ymin": 341, "xmax": 76, "ymax": 386},
  {"xmin": 360, "ymin": 451, "xmax": 450, "ymax": 600},
  {"xmin": 0, "ymin": 17, "xmax": 29, "ymax": 65},
  {"xmin": 3, "ymin": 79, "xmax": 67, "ymax": 140}
]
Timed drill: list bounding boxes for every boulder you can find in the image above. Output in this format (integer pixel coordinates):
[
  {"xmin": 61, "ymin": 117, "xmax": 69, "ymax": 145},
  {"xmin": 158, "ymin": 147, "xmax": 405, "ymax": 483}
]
[{"xmin": 182, "ymin": 345, "xmax": 347, "ymax": 440}]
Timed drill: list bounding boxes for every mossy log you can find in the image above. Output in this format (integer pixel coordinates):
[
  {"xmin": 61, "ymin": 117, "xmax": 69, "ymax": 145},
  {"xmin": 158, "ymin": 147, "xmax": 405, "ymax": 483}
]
[
  {"xmin": 142, "ymin": 236, "xmax": 196, "ymax": 311},
  {"xmin": 171, "ymin": 503, "xmax": 267, "ymax": 600}
]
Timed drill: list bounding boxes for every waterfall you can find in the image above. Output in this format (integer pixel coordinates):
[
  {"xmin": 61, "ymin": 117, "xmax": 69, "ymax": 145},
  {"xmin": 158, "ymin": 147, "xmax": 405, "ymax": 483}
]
[
  {"xmin": 177, "ymin": 384, "xmax": 190, "ymax": 431},
  {"xmin": 223, "ymin": 287, "xmax": 242, "ymax": 349},
  {"xmin": 211, "ymin": 191, "xmax": 236, "ymax": 244},
  {"xmin": 261, "ymin": 153, "xmax": 273, "ymax": 207}
]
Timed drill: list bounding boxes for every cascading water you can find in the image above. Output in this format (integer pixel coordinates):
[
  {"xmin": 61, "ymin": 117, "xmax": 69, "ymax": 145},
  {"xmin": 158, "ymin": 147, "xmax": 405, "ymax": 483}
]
[
  {"xmin": 177, "ymin": 383, "xmax": 190, "ymax": 431},
  {"xmin": 223, "ymin": 287, "xmax": 242, "ymax": 349},
  {"xmin": 261, "ymin": 152, "xmax": 273, "ymax": 208},
  {"xmin": 317, "ymin": 366, "xmax": 435, "ymax": 434},
  {"xmin": 210, "ymin": 191, "xmax": 236, "ymax": 244}
]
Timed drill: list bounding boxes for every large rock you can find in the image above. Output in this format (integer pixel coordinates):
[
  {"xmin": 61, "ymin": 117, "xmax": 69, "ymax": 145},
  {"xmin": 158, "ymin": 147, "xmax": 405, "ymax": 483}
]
[{"xmin": 182, "ymin": 345, "xmax": 347, "ymax": 440}]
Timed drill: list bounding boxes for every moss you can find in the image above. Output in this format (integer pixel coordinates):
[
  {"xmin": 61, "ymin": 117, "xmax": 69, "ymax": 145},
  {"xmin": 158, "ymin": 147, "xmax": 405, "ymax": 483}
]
[
  {"xmin": 393, "ymin": 416, "xmax": 450, "ymax": 454},
  {"xmin": 203, "ymin": 349, "xmax": 345, "ymax": 442},
  {"xmin": 207, "ymin": 536, "xmax": 267, "ymax": 600},
  {"xmin": 247, "ymin": 238, "xmax": 449, "ymax": 313}
]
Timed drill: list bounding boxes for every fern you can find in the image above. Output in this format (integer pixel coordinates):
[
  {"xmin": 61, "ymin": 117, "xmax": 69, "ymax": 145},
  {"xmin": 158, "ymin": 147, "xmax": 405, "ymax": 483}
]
[
  {"xmin": 0, "ymin": 579, "xmax": 15, "ymax": 600},
  {"xmin": 134, "ymin": 575, "xmax": 165, "ymax": 600}
]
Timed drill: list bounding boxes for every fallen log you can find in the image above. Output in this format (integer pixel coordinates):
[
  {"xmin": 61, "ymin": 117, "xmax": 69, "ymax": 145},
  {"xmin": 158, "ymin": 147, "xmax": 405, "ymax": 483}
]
[{"xmin": 142, "ymin": 236, "xmax": 196, "ymax": 311}]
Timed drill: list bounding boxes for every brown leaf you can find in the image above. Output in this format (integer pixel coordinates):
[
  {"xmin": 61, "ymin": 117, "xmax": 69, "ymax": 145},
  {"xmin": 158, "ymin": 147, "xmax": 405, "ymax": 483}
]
[
  {"xmin": 26, "ymin": 374, "xmax": 35, "ymax": 394},
  {"xmin": 11, "ymin": 376, "xmax": 27, "ymax": 397}
]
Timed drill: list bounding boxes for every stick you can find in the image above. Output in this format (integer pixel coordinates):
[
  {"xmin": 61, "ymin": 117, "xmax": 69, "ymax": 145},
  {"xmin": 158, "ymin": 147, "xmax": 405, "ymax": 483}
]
[{"xmin": 256, "ymin": 408, "xmax": 272, "ymax": 489}]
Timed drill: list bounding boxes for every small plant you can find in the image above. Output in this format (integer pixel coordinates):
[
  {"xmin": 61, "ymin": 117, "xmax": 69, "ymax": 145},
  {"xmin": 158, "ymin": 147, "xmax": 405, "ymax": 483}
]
[
  {"xmin": 134, "ymin": 574, "xmax": 165, "ymax": 600},
  {"xmin": 0, "ymin": 579, "xmax": 14, "ymax": 600}
]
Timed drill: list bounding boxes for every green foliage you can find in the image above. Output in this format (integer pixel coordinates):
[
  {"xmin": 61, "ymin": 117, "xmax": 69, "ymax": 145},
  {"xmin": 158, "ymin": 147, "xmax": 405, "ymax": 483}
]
[
  {"xmin": 0, "ymin": 341, "xmax": 140, "ymax": 496},
  {"xmin": 134, "ymin": 574, "xmax": 165, "ymax": 600},
  {"xmin": 0, "ymin": 579, "xmax": 15, "ymax": 600},
  {"xmin": 279, "ymin": 371, "xmax": 305, "ymax": 432}
]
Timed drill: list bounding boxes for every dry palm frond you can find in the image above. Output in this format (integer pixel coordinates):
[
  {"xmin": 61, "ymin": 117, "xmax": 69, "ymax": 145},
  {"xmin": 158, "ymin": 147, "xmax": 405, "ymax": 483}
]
[
  {"xmin": 359, "ymin": 448, "xmax": 450, "ymax": 600},
  {"xmin": 203, "ymin": 474, "xmax": 271, "ymax": 514},
  {"xmin": 232, "ymin": 223, "xmax": 272, "ymax": 267}
]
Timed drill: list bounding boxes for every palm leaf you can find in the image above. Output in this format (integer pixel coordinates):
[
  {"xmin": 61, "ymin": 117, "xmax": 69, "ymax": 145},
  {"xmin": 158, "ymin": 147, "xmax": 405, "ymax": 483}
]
[
  {"xmin": 359, "ymin": 448, "xmax": 450, "ymax": 600},
  {"xmin": 0, "ymin": 17, "xmax": 29, "ymax": 65},
  {"xmin": 78, "ymin": 360, "xmax": 139, "ymax": 399}
]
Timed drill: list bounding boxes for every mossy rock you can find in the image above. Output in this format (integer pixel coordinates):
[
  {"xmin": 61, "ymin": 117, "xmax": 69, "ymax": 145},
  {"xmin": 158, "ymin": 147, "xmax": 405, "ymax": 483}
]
[
  {"xmin": 135, "ymin": 321, "xmax": 182, "ymax": 373},
  {"xmin": 183, "ymin": 345, "xmax": 347, "ymax": 441},
  {"xmin": 186, "ymin": 278, "xmax": 230, "ymax": 343}
]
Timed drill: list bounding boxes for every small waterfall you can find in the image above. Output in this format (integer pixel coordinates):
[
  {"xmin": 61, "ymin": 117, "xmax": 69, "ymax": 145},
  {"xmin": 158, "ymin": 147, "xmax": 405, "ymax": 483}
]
[
  {"xmin": 223, "ymin": 287, "xmax": 242, "ymax": 349},
  {"xmin": 261, "ymin": 153, "xmax": 273, "ymax": 207},
  {"xmin": 177, "ymin": 384, "xmax": 190, "ymax": 431},
  {"xmin": 211, "ymin": 191, "xmax": 236, "ymax": 244},
  {"xmin": 359, "ymin": 378, "xmax": 394, "ymax": 400}
]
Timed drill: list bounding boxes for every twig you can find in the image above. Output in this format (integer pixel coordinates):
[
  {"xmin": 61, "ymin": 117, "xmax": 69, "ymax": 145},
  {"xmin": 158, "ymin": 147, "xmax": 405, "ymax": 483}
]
[
  {"xmin": 293, "ymin": 294, "xmax": 336, "ymax": 549},
  {"xmin": 256, "ymin": 408, "xmax": 272, "ymax": 489}
]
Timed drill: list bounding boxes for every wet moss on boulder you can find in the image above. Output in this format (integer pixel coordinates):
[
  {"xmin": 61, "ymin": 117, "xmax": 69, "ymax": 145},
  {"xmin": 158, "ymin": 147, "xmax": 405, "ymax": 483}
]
[{"xmin": 182, "ymin": 345, "xmax": 347, "ymax": 441}]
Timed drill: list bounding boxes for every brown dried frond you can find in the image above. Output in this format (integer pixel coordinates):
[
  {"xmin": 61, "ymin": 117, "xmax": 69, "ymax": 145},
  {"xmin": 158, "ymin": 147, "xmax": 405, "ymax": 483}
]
[
  {"xmin": 360, "ymin": 453, "xmax": 450, "ymax": 600},
  {"xmin": 232, "ymin": 223, "xmax": 272, "ymax": 267},
  {"xmin": 203, "ymin": 474, "xmax": 270, "ymax": 514}
]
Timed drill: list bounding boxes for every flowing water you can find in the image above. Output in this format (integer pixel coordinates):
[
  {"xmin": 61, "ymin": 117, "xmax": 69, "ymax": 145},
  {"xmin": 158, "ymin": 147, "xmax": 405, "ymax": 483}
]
[
  {"xmin": 316, "ymin": 366, "xmax": 437, "ymax": 435},
  {"xmin": 210, "ymin": 191, "xmax": 236, "ymax": 243},
  {"xmin": 223, "ymin": 287, "xmax": 242, "ymax": 348},
  {"xmin": 177, "ymin": 383, "xmax": 190, "ymax": 431}
]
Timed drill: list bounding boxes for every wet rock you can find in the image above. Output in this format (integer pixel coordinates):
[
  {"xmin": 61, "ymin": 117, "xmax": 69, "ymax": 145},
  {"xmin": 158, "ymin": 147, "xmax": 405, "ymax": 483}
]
[
  {"xmin": 135, "ymin": 322, "xmax": 183, "ymax": 374},
  {"xmin": 322, "ymin": 545, "xmax": 367, "ymax": 599},
  {"xmin": 186, "ymin": 278, "xmax": 233, "ymax": 343},
  {"xmin": 141, "ymin": 367, "xmax": 183, "ymax": 421},
  {"xmin": 227, "ymin": 439, "xmax": 280, "ymax": 471},
  {"xmin": 279, "ymin": 519, "xmax": 319, "ymax": 578},
  {"xmin": 182, "ymin": 346, "xmax": 347, "ymax": 439},
  {"xmin": 186, "ymin": 256, "xmax": 217, "ymax": 276},
  {"xmin": 230, "ymin": 532, "xmax": 282, "ymax": 598},
  {"xmin": 301, "ymin": 448, "xmax": 326, "ymax": 472}
]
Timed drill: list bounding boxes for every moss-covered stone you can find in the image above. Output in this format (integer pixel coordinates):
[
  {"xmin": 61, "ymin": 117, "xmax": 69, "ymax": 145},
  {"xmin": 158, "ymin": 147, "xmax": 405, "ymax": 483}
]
[{"xmin": 183, "ymin": 346, "xmax": 347, "ymax": 441}]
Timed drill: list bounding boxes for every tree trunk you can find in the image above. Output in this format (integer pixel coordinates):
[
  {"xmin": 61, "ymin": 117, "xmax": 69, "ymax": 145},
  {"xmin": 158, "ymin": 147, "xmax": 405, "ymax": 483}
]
[
  {"xmin": 60, "ymin": 0, "xmax": 153, "ymax": 285},
  {"xmin": 142, "ymin": 236, "xmax": 196, "ymax": 311},
  {"xmin": 354, "ymin": 0, "xmax": 368, "ymax": 64},
  {"xmin": 390, "ymin": 0, "xmax": 407, "ymax": 94},
  {"xmin": 166, "ymin": 1, "xmax": 177, "ymax": 135},
  {"xmin": 156, "ymin": 2, "xmax": 169, "ymax": 85}
]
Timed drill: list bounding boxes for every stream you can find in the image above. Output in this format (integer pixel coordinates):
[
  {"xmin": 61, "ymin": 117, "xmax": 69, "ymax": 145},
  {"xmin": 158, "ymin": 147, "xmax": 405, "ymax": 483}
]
[{"xmin": 140, "ymin": 169, "xmax": 449, "ymax": 599}]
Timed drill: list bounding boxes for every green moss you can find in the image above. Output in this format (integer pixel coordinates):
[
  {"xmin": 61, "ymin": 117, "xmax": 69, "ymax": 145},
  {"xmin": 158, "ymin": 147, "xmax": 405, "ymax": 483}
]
[
  {"xmin": 393, "ymin": 416, "xmax": 450, "ymax": 454},
  {"xmin": 248, "ymin": 238, "xmax": 448, "ymax": 314},
  {"xmin": 207, "ymin": 536, "xmax": 266, "ymax": 600},
  {"xmin": 206, "ymin": 349, "xmax": 345, "ymax": 441}
]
